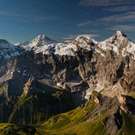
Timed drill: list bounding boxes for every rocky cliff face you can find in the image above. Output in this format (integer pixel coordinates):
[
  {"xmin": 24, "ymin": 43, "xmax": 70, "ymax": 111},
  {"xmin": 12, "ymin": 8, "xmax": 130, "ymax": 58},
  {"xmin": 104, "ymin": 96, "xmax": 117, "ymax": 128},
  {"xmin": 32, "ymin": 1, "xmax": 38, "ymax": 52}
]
[{"xmin": 0, "ymin": 31, "xmax": 135, "ymax": 127}]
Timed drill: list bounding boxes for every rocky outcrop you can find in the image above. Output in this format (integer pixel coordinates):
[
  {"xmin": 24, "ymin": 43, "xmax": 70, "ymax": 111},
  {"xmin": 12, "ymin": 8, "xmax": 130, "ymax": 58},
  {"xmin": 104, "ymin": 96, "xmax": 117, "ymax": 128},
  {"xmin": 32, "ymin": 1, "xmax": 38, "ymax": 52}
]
[{"xmin": 0, "ymin": 31, "xmax": 135, "ymax": 125}]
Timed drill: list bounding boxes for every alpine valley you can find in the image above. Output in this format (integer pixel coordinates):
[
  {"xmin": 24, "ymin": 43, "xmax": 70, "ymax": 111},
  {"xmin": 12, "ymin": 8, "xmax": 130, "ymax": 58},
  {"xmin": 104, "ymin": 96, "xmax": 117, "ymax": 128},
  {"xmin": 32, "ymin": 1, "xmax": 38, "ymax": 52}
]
[{"xmin": 0, "ymin": 31, "xmax": 135, "ymax": 135}]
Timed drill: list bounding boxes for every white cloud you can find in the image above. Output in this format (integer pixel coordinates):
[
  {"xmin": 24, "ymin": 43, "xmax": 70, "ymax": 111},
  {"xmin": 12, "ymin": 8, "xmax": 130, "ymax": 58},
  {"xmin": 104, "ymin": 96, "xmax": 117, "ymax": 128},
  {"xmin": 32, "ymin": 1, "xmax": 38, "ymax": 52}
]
[
  {"xmin": 0, "ymin": 11, "xmax": 22, "ymax": 17},
  {"xmin": 79, "ymin": 0, "xmax": 133, "ymax": 7},
  {"xmin": 104, "ymin": 5, "xmax": 135, "ymax": 12},
  {"xmin": 64, "ymin": 33, "xmax": 99, "ymax": 40},
  {"xmin": 100, "ymin": 11, "xmax": 135, "ymax": 23},
  {"xmin": 77, "ymin": 20, "xmax": 93, "ymax": 27},
  {"xmin": 110, "ymin": 25, "xmax": 135, "ymax": 32},
  {"xmin": 0, "ymin": 10, "xmax": 58, "ymax": 23}
]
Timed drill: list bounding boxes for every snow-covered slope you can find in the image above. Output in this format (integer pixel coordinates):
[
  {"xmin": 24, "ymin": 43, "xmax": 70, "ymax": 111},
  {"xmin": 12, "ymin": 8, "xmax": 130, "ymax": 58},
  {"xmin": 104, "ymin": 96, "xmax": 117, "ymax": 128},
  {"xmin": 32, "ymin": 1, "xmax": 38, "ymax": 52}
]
[
  {"xmin": 21, "ymin": 34, "xmax": 97, "ymax": 56},
  {"xmin": 55, "ymin": 35, "xmax": 97, "ymax": 56},
  {"xmin": 97, "ymin": 31, "xmax": 126, "ymax": 54},
  {"xmin": 122, "ymin": 40, "xmax": 135, "ymax": 59},
  {"xmin": 20, "ymin": 31, "xmax": 135, "ymax": 59},
  {"xmin": 0, "ymin": 39, "xmax": 19, "ymax": 60},
  {"xmin": 21, "ymin": 34, "xmax": 56, "ymax": 54},
  {"xmin": 96, "ymin": 31, "xmax": 135, "ymax": 59}
]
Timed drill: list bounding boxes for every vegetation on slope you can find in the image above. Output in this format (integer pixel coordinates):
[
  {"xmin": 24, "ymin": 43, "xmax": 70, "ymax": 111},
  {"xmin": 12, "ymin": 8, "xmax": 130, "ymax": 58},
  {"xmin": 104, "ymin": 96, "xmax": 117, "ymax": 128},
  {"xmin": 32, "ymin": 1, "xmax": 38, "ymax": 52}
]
[
  {"xmin": 36, "ymin": 92, "xmax": 135, "ymax": 135},
  {"xmin": 0, "ymin": 123, "xmax": 38, "ymax": 135},
  {"xmin": 1, "ymin": 89, "xmax": 135, "ymax": 135},
  {"xmin": 8, "ymin": 81, "xmax": 77, "ymax": 125}
]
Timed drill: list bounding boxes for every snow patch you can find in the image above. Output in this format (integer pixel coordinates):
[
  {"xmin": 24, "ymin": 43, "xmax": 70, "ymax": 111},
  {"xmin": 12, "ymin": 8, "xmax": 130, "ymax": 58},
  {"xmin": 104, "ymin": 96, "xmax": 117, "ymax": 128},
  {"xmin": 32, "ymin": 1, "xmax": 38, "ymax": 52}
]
[
  {"xmin": 0, "ymin": 40, "xmax": 19, "ymax": 60},
  {"xmin": 122, "ymin": 41, "xmax": 135, "ymax": 59},
  {"xmin": 22, "ymin": 34, "xmax": 97, "ymax": 56}
]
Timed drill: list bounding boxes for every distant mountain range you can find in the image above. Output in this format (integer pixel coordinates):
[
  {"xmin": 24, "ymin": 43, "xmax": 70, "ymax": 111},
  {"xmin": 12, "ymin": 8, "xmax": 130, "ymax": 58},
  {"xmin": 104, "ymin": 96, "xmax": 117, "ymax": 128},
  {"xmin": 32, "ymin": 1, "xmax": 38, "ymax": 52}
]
[{"xmin": 0, "ymin": 31, "xmax": 135, "ymax": 135}]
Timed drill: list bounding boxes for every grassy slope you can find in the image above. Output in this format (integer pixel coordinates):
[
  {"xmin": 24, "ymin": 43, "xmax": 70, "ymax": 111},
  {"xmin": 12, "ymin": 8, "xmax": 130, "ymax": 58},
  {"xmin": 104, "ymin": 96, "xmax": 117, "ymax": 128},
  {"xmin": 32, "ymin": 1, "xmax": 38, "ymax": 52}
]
[
  {"xmin": 37, "ymin": 100, "xmax": 107, "ymax": 135},
  {"xmin": 0, "ymin": 101, "xmax": 135, "ymax": 135},
  {"xmin": 36, "ymin": 95, "xmax": 135, "ymax": 135},
  {"xmin": 0, "ymin": 123, "xmax": 39, "ymax": 135},
  {"xmin": 1, "ymin": 92, "xmax": 135, "ymax": 135},
  {"xmin": 117, "ymin": 112, "xmax": 135, "ymax": 135}
]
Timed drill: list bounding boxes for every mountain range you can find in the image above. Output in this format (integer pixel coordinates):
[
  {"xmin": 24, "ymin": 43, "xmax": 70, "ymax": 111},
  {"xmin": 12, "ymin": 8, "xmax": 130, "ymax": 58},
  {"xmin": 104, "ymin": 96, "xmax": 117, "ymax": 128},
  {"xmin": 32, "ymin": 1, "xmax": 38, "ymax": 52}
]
[{"xmin": 0, "ymin": 31, "xmax": 135, "ymax": 135}]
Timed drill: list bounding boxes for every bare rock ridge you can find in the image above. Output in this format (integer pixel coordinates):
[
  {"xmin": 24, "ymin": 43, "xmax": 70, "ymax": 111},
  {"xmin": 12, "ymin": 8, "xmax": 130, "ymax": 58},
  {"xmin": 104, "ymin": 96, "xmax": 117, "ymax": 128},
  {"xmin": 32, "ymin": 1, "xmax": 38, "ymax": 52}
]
[
  {"xmin": 0, "ymin": 31, "xmax": 135, "ymax": 97},
  {"xmin": 0, "ymin": 31, "xmax": 135, "ymax": 129}
]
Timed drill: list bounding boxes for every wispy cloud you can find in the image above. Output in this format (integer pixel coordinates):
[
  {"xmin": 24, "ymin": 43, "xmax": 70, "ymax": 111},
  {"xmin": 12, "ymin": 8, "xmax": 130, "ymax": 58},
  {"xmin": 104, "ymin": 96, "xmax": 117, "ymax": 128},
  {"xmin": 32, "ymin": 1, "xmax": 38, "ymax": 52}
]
[
  {"xmin": 110, "ymin": 25, "xmax": 135, "ymax": 32},
  {"xmin": 0, "ymin": 11, "xmax": 22, "ymax": 17},
  {"xmin": 78, "ymin": 0, "xmax": 135, "ymax": 34},
  {"xmin": 104, "ymin": 5, "xmax": 135, "ymax": 12},
  {"xmin": 77, "ymin": 10, "xmax": 135, "ymax": 34},
  {"xmin": 100, "ymin": 11, "xmax": 135, "ymax": 23},
  {"xmin": 28, "ymin": 16, "xmax": 58, "ymax": 23},
  {"xmin": 64, "ymin": 33, "xmax": 99, "ymax": 40},
  {"xmin": 0, "ymin": 10, "xmax": 58, "ymax": 23},
  {"xmin": 87, "ymin": 33, "xmax": 99, "ymax": 38},
  {"xmin": 79, "ymin": 0, "xmax": 133, "ymax": 7},
  {"xmin": 77, "ymin": 20, "xmax": 93, "ymax": 27}
]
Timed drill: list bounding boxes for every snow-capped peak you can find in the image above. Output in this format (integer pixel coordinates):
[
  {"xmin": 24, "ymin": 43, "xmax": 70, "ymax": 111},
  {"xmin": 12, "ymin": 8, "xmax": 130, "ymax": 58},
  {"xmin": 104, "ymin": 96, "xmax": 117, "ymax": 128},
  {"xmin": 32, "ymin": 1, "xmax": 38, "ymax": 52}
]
[
  {"xmin": 75, "ymin": 34, "xmax": 91, "ymax": 41},
  {"xmin": 21, "ymin": 33, "xmax": 98, "ymax": 56},
  {"xmin": 115, "ymin": 31, "xmax": 126, "ymax": 38},
  {"xmin": 105, "ymin": 31, "xmax": 127, "ymax": 43},
  {"xmin": 36, "ymin": 34, "xmax": 46, "ymax": 40},
  {"xmin": 95, "ymin": 31, "xmax": 135, "ymax": 59},
  {"xmin": 54, "ymin": 34, "xmax": 97, "ymax": 56},
  {"xmin": 31, "ymin": 34, "xmax": 55, "ymax": 47},
  {"xmin": 0, "ymin": 39, "xmax": 13, "ymax": 49},
  {"xmin": 0, "ymin": 39, "xmax": 19, "ymax": 60},
  {"xmin": 21, "ymin": 34, "xmax": 56, "ymax": 53},
  {"xmin": 75, "ymin": 34, "xmax": 98, "ymax": 44}
]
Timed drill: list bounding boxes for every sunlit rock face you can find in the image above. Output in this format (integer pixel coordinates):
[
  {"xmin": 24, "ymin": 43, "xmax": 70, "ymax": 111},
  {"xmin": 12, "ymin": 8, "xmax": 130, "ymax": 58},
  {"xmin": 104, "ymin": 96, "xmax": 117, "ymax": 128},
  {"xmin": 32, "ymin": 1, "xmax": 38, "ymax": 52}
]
[
  {"xmin": 0, "ymin": 31, "xmax": 135, "ymax": 124},
  {"xmin": 1, "ymin": 31, "xmax": 135, "ymax": 98}
]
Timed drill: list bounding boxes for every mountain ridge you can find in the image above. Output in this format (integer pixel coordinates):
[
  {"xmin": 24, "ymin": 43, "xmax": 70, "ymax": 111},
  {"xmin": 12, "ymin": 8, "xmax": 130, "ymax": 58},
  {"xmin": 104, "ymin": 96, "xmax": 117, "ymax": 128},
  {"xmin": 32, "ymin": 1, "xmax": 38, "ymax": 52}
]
[{"xmin": 0, "ymin": 31, "xmax": 135, "ymax": 135}]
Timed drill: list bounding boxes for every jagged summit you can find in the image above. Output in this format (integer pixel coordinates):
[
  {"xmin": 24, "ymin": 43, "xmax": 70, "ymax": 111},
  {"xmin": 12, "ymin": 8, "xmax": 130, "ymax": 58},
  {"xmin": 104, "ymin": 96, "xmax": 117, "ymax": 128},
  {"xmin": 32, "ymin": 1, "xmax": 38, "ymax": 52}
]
[
  {"xmin": 0, "ymin": 39, "xmax": 9, "ymax": 44},
  {"xmin": 107, "ymin": 30, "xmax": 127, "ymax": 42},
  {"xmin": 112, "ymin": 30, "xmax": 127, "ymax": 43},
  {"xmin": 21, "ymin": 33, "xmax": 98, "ymax": 56},
  {"xmin": 19, "ymin": 31, "xmax": 135, "ymax": 58},
  {"xmin": 30, "ymin": 34, "xmax": 55, "ymax": 47},
  {"xmin": 75, "ymin": 34, "xmax": 98, "ymax": 45},
  {"xmin": 75, "ymin": 34, "xmax": 92, "ymax": 41},
  {"xmin": 21, "ymin": 34, "xmax": 56, "ymax": 53},
  {"xmin": 1, "ymin": 31, "xmax": 135, "ymax": 135},
  {"xmin": 0, "ymin": 39, "xmax": 13, "ymax": 49},
  {"xmin": 96, "ymin": 31, "xmax": 132, "ymax": 56},
  {"xmin": 115, "ymin": 30, "xmax": 127, "ymax": 38},
  {"xmin": 0, "ymin": 39, "xmax": 19, "ymax": 60}
]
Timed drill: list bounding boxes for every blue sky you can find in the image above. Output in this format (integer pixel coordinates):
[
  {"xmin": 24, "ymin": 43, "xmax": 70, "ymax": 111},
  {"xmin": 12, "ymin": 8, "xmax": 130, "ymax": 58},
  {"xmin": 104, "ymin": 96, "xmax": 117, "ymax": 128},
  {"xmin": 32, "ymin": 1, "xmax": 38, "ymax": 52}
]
[{"xmin": 0, "ymin": 0, "xmax": 134, "ymax": 43}]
